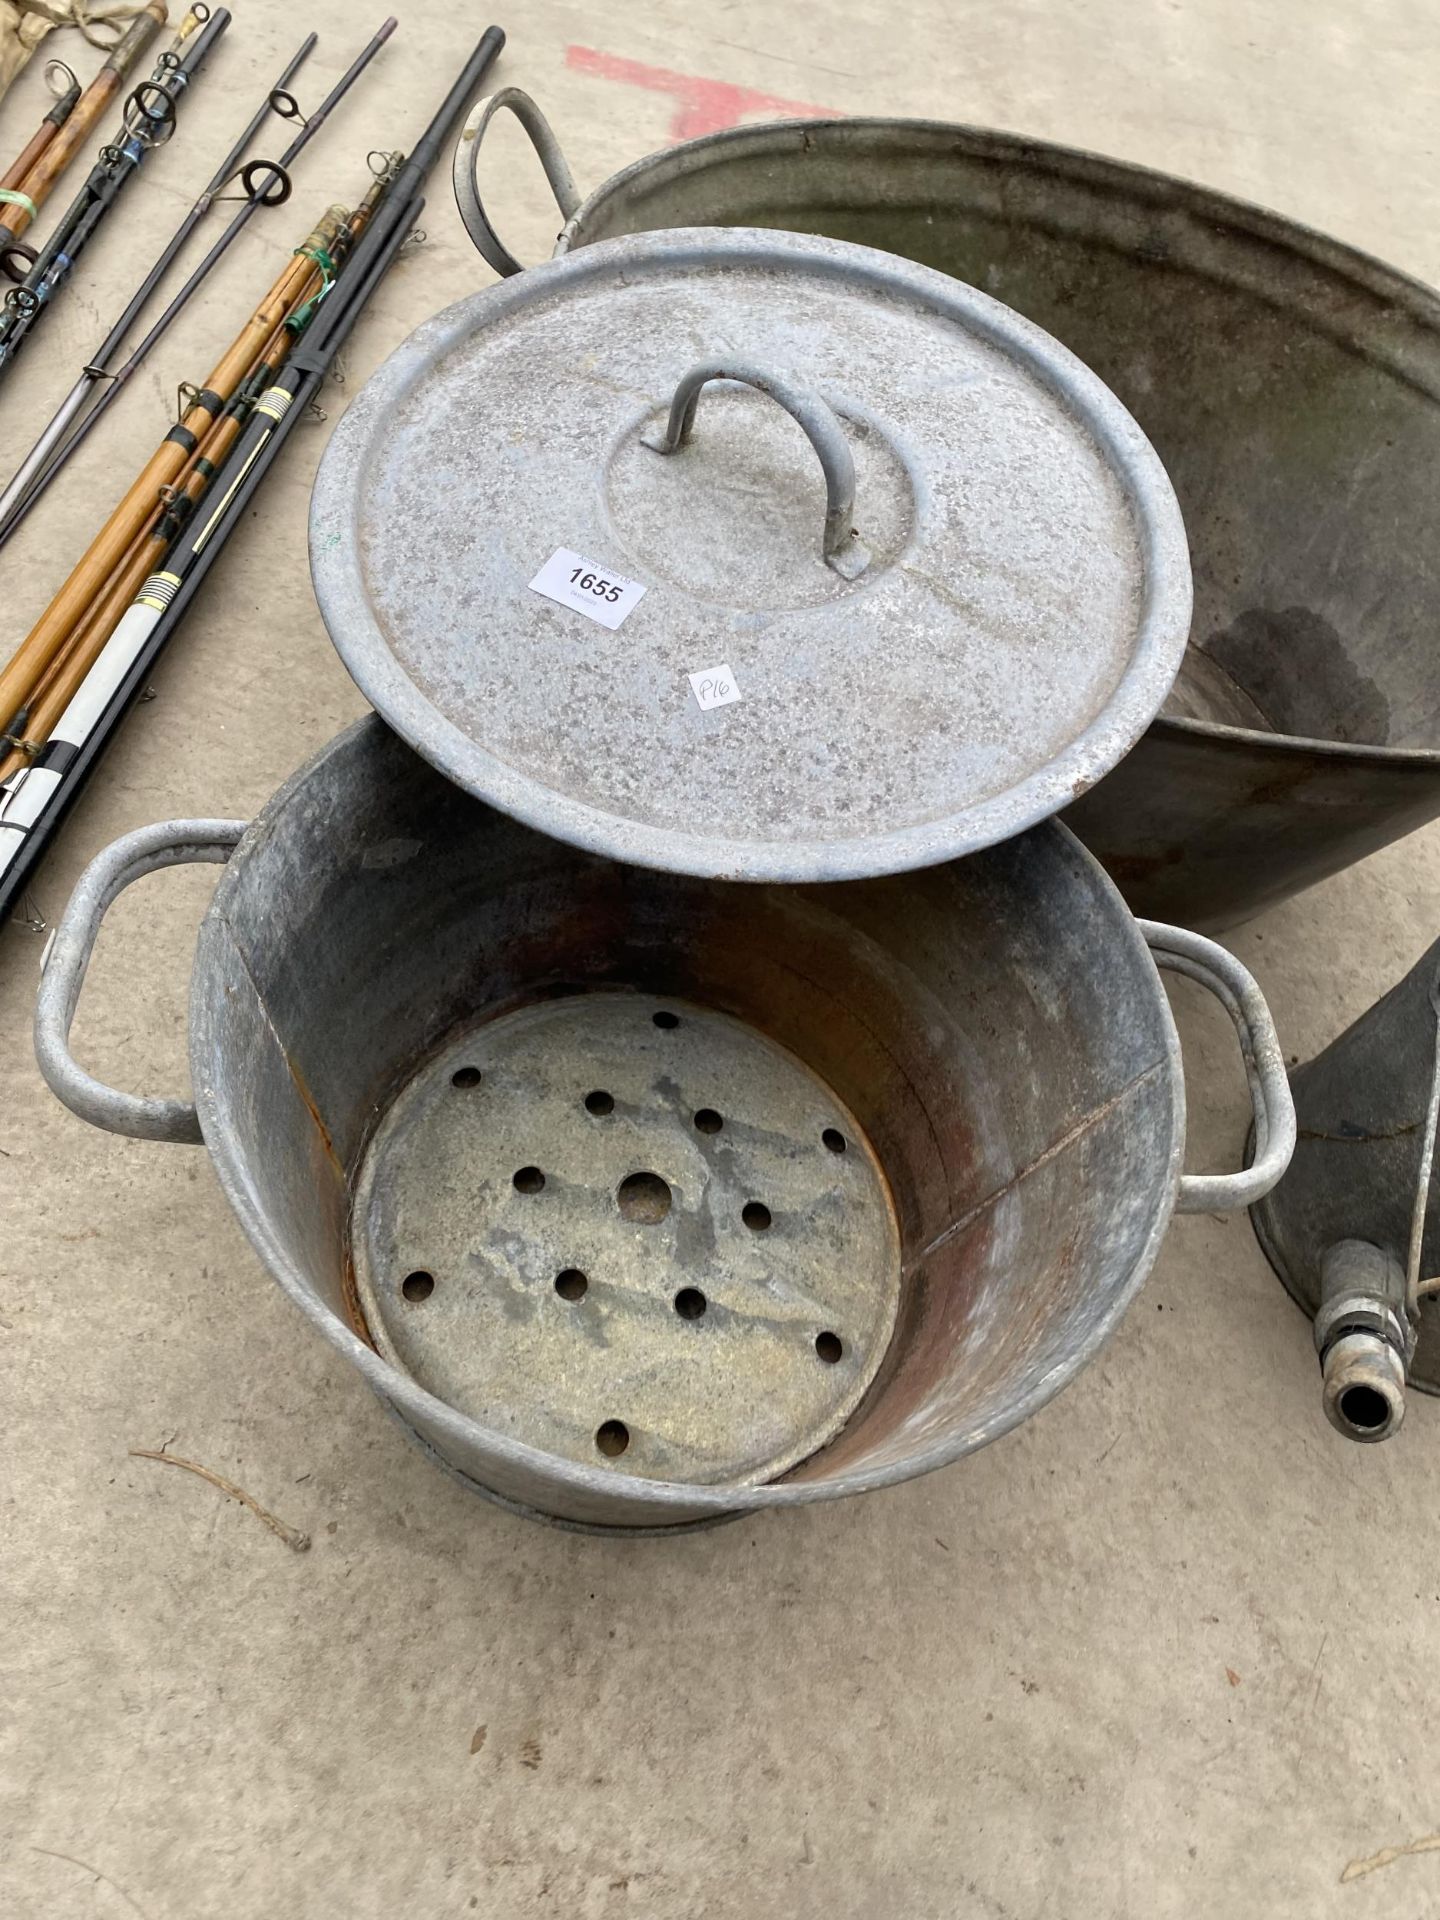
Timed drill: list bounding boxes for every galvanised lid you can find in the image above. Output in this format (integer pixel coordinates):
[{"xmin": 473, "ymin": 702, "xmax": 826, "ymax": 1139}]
[{"xmin": 310, "ymin": 227, "xmax": 1191, "ymax": 881}]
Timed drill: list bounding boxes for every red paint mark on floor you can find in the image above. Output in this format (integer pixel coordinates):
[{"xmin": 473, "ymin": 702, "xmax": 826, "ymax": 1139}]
[{"xmin": 566, "ymin": 46, "xmax": 840, "ymax": 143}]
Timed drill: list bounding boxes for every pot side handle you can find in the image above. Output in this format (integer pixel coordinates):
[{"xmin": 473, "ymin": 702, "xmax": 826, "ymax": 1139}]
[
  {"xmin": 1140, "ymin": 919, "xmax": 1296, "ymax": 1214},
  {"xmin": 34, "ymin": 819, "xmax": 246, "ymax": 1145},
  {"xmin": 452, "ymin": 87, "xmax": 581, "ymax": 278}
]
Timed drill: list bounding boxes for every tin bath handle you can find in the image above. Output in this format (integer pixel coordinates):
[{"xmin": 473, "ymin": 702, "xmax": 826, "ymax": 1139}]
[
  {"xmin": 34, "ymin": 818, "xmax": 246, "ymax": 1144},
  {"xmin": 642, "ymin": 360, "xmax": 870, "ymax": 579},
  {"xmin": 452, "ymin": 87, "xmax": 581, "ymax": 278},
  {"xmin": 1140, "ymin": 920, "xmax": 1296, "ymax": 1213}
]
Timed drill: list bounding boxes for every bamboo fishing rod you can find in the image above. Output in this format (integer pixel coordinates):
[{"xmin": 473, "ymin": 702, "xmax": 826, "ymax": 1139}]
[
  {"xmin": 0, "ymin": 30, "xmax": 318, "ymax": 551},
  {"xmin": 0, "ymin": 211, "xmax": 335, "ymax": 736},
  {"xmin": 0, "ymin": 202, "xmax": 355, "ymax": 779},
  {"xmin": 0, "ymin": 61, "xmax": 82, "ymax": 205},
  {"xmin": 0, "ymin": 25, "xmax": 507, "ymax": 920},
  {"xmin": 4, "ymin": 331, "xmax": 301, "ymax": 761},
  {"xmin": 0, "ymin": 4, "xmax": 167, "ymax": 272},
  {"xmin": 0, "ymin": 189, "xmax": 370, "ymax": 807},
  {"xmin": 0, "ymin": 187, "xmax": 384, "ymax": 777},
  {"xmin": 0, "ymin": 223, "xmax": 340, "ymax": 749},
  {"xmin": 0, "ymin": 15, "xmax": 398, "ymax": 550},
  {"xmin": 0, "ymin": 7, "xmax": 229, "ymax": 383}
]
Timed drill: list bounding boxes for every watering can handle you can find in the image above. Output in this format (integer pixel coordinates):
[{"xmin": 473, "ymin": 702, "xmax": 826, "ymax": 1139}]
[
  {"xmin": 34, "ymin": 818, "xmax": 246, "ymax": 1145},
  {"xmin": 1141, "ymin": 920, "xmax": 1296, "ymax": 1213},
  {"xmin": 642, "ymin": 360, "xmax": 870, "ymax": 579},
  {"xmin": 452, "ymin": 87, "xmax": 582, "ymax": 278}
]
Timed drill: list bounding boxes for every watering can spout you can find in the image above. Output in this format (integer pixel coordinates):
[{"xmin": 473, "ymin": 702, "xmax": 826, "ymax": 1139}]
[
  {"xmin": 1314, "ymin": 1241, "xmax": 1412, "ymax": 1444},
  {"xmin": 1321, "ymin": 1332, "xmax": 1406, "ymax": 1443}
]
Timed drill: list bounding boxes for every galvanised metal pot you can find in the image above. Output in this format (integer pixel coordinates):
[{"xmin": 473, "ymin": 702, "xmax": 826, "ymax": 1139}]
[
  {"xmin": 36, "ymin": 719, "xmax": 1293, "ymax": 1532},
  {"xmin": 455, "ymin": 105, "xmax": 1440, "ymax": 928}
]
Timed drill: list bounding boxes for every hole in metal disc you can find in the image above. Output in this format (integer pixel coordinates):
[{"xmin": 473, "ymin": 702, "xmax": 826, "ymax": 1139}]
[
  {"xmin": 513, "ymin": 1166, "xmax": 545, "ymax": 1194},
  {"xmin": 617, "ymin": 1171, "xmax": 672, "ymax": 1223},
  {"xmin": 693, "ymin": 1108, "xmax": 723, "ymax": 1134},
  {"xmin": 742, "ymin": 1201, "xmax": 772, "ymax": 1232},
  {"xmin": 674, "ymin": 1287, "xmax": 707, "ymax": 1320},
  {"xmin": 822, "ymin": 1127, "xmax": 847, "ymax": 1153},
  {"xmin": 596, "ymin": 1419, "xmax": 630, "ymax": 1457},
  {"xmin": 555, "ymin": 1268, "xmax": 588, "ymax": 1301},
  {"xmin": 816, "ymin": 1330, "xmax": 843, "ymax": 1364},
  {"xmin": 652, "ymin": 1010, "xmax": 680, "ymax": 1029},
  {"xmin": 402, "ymin": 1271, "xmax": 435, "ymax": 1302},
  {"xmin": 451, "ymin": 1066, "xmax": 482, "ymax": 1089},
  {"xmin": 584, "ymin": 1089, "xmax": 614, "ymax": 1116}
]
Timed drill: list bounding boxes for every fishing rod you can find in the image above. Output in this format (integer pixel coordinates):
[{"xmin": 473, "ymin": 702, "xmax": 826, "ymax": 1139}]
[
  {"xmin": 0, "ymin": 30, "xmax": 318, "ymax": 551},
  {"xmin": 0, "ymin": 4, "xmax": 167, "ymax": 274},
  {"xmin": 0, "ymin": 184, "xmax": 385, "ymax": 796},
  {"xmin": 0, "ymin": 60, "xmax": 83, "ymax": 210},
  {"xmin": 0, "ymin": 16, "xmax": 399, "ymax": 549},
  {"xmin": 0, "ymin": 200, "xmax": 344, "ymax": 740},
  {"xmin": 165, "ymin": 21, "xmax": 509, "ymax": 539},
  {"xmin": 0, "ymin": 24, "xmax": 508, "ymax": 923},
  {"xmin": 0, "ymin": 191, "xmax": 369, "ymax": 857},
  {"xmin": 0, "ymin": 200, "xmax": 359, "ymax": 787},
  {"xmin": 0, "ymin": 8, "xmax": 229, "ymax": 385}
]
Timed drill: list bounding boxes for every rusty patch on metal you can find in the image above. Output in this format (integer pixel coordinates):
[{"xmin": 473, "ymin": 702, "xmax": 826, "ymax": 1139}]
[
  {"xmin": 284, "ymin": 1052, "xmax": 343, "ymax": 1179},
  {"xmin": 337, "ymin": 1245, "xmax": 377, "ymax": 1350}
]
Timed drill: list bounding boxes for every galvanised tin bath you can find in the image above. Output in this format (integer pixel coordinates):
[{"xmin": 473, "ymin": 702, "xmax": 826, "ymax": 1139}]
[{"xmin": 457, "ymin": 104, "xmax": 1440, "ymax": 925}]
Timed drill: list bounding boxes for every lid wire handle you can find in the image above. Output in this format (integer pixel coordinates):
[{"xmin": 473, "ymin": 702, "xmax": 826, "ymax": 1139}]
[{"xmin": 641, "ymin": 359, "xmax": 870, "ymax": 579}]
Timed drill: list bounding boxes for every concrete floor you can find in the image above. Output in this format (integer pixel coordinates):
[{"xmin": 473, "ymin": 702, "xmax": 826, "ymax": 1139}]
[{"xmin": 3, "ymin": 2, "xmax": 1440, "ymax": 1914}]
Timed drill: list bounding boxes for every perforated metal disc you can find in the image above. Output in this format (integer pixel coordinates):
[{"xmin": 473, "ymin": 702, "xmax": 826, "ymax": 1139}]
[
  {"xmin": 349, "ymin": 993, "xmax": 901, "ymax": 1486},
  {"xmin": 312, "ymin": 227, "xmax": 1192, "ymax": 882}
]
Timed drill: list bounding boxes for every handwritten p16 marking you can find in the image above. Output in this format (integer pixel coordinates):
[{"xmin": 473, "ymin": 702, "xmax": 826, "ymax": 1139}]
[{"xmin": 688, "ymin": 664, "xmax": 741, "ymax": 712}]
